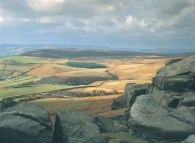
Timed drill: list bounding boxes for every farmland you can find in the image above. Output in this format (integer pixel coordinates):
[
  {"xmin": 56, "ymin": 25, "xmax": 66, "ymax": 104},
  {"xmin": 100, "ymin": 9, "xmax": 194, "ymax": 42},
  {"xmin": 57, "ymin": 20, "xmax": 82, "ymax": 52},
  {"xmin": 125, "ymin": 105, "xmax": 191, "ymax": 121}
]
[
  {"xmin": 0, "ymin": 76, "xmax": 41, "ymax": 88},
  {"xmin": 0, "ymin": 84, "xmax": 76, "ymax": 100},
  {"xmin": 0, "ymin": 48, "xmax": 170, "ymax": 122},
  {"xmin": 3, "ymin": 56, "xmax": 44, "ymax": 63}
]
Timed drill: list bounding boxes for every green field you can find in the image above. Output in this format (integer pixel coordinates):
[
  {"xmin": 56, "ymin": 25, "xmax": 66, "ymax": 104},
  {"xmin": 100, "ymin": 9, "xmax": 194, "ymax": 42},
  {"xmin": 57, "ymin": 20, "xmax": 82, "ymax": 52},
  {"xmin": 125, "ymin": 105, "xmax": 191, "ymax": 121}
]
[
  {"xmin": 0, "ymin": 84, "xmax": 75, "ymax": 100},
  {"xmin": 3, "ymin": 56, "xmax": 43, "ymax": 63},
  {"xmin": 5, "ymin": 65, "xmax": 31, "ymax": 71},
  {"xmin": 0, "ymin": 64, "xmax": 5, "ymax": 69},
  {"xmin": 0, "ymin": 76, "xmax": 42, "ymax": 87}
]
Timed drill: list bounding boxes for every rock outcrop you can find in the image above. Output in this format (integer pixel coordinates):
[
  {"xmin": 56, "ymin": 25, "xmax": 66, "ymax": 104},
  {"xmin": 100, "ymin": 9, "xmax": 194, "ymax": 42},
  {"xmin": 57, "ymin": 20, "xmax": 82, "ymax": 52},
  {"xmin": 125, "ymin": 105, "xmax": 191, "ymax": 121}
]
[
  {"xmin": 147, "ymin": 75, "xmax": 195, "ymax": 108},
  {"xmin": 125, "ymin": 83, "xmax": 149, "ymax": 107},
  {"xmin": 94, "ymin": 115, "xmax": 122, "ymax": 133},
  {"xmin": 147, "ymin": 84, "xmax": 182, "ymax": 107},
  {"xmin": 152, "ymin": 75, "xmax": 195, "ymax": 92},
  {"xmin": 147, "ymin": 56, "xmax": 195, "ymax": 107},
  {"xmin": 111, "ymin": 94, "xmax": 127, "ymax": 110},
  {"xmin": 180, "ymin": 134, "xmax": 195, "ymax": 143},
  {"xmin": 0, "ymin": 103, "xmax": 53, "ymax": 143},
  {"xmin": 128, "ymin": 95, "xmax": 195, "ymax": 140},
  {"xmin": 156, "ymin": 55, "xmax": 195, "ymax": 76},
  {"xmin": 192, "ymin": 65, "xmax": 195, "ymax": 74},
  {"xmin": 168, "ymin": 106, "xmax": 195, "ymax": 127},
  {"xmin": 125, "ymin": 55, "xmax": 195, "ymax": 142},
  {"xmin": 54, "ymin": 109, "xmax": 107, "ymax": 143},
  {"xmin": 165, "ymin": 58, "xmax": 183, "ymax": 66},
  {"xmin": 181, "ymin": 94, "xmax": 195, "ymax": 107}
]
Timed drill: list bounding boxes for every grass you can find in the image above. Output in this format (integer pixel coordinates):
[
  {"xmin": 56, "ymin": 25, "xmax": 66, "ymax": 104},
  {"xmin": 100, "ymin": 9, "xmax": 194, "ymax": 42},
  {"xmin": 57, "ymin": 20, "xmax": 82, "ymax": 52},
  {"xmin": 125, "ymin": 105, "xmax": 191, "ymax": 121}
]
[
  {"xmin": 0, "ymin": 84, "xmax": 75, "ymax": 100},
  {"xmin": 102, "ymin": 132, "xmax": 149, "ymax": 143},
  {"xmin": 0, "ymin": 76, "xmax": 32, "ymax": 84},
  {"xmin": 0, "ymin": 64, "xmax": 5, "ymax": 69},
  {"xmin": 54, "ymin": 64, "xmax": 82, "ymax": 71},
  {"xmin": 5, "ymin": 65, "xmax": 31, "ymax": 71},
  {"xmin": 32, "ymin": 98, "xmax": 93, "ymax": 115},
  {"xmin": 3, "ymin": 56, "xmax": 43, "ymax": 63},
  {"xmin": 32, "ymin": 94, "xmax": 126, "ymax": 125},
  {"xmin": 0, "ymin": 76, "xmax": 42, "ymax": 87}
]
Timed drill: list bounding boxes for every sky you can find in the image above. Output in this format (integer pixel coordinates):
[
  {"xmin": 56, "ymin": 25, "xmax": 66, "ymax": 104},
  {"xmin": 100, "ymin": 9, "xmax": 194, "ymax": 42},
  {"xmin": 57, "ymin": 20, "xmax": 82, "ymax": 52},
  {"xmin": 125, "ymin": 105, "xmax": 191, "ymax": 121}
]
[{"xmin": 0, "ymin": 0, "xmax": 195, "ymax": 49}]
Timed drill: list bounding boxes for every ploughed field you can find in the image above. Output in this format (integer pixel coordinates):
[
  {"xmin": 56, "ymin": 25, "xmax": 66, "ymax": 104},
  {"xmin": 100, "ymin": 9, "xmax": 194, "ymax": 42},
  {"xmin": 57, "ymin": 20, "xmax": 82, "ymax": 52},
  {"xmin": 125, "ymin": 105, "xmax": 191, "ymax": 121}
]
[{"xmin": 0, "ymin": 49, "xmax": 170, "ymax": 121}]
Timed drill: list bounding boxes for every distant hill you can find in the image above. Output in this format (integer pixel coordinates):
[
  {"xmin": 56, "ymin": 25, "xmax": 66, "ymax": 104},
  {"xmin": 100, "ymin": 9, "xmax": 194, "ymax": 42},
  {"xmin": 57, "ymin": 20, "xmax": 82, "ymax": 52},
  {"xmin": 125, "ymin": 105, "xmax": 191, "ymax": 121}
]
[{"xmin": 20, "ymin": 48, "xmax": 161, "ymax": 59}]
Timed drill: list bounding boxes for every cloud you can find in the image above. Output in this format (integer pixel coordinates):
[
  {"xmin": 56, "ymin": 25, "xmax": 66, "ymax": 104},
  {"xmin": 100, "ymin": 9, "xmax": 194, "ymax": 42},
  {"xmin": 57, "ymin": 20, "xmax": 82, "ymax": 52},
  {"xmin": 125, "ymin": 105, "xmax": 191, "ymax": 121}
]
[
  {"xmin": 106, "ymin": 6, "xmax": 115, "ymax": 11},
  {"xmin": 0, "ymin": 0, "xmax": 194, "ymax": 49},
  {"xmin": 0, "ymin": 17, "xmax": 4, "ymax": 22},
  {"xmin": 26, "ymin": 0, "xmax": 66, "ymax": 14},
  {"xmin": 126, "ymin": 15, "xmax": 133, "ymax": 25}
]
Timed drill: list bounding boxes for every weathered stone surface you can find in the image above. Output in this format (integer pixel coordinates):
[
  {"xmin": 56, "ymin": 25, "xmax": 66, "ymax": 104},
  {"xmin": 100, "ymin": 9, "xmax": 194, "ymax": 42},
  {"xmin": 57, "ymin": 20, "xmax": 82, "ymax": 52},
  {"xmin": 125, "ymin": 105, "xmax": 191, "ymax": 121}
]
[
  {"xmin": 0, "ymin": 102, "xmax": 2, "ymax": 112},
  {"xmin": 128, "ymin": 95, "xmax": 195, "ymax": 140},
  {"xmin": 180, "ymin": 134, "xmax": 195, "ymax": 143},
  {"xmin": 156, "ymin": 55, "xmax": 195, "ymax": 76},
  {"xmin": 168, "ymin": 106, "xmax": 195, "ymax": 127},
  {"xmin": 147, "ymin": 84, "xmax": 182, "ymax": 108},
  {"xmin": 165, "ymin": 58, "xmax": 183, "ymax": 66},
  {"xmin": 192, "ymin": 65, "xmax": 195, "ymax": 74},
  {"xmin": 152, "ymin": 75, "xmax": 195, "ymax": 92},
  {"xmin": 125, "ymin": 83, "xmax": 149, "ymax": 106},
  {"xmin": 111, "ymin": 94, "xmax": 127, "ymax": 110},
  {"xmin": 94, "ymin": 115, "xmax": 122, "ymax": 133},
  {"xmin": 54, "ymin": 109, "xmax": 106, "ymax": 143},
  {"xmin": 111, "ymin": 114, "xmax": 124, "ymax": 120},
  {"xmin": 0, "ymin": 103, "xmax": 53, "ymax": 143},
  {"xmin": 182, "ymin": 94, "xmax": 195, "ymax": 107}
]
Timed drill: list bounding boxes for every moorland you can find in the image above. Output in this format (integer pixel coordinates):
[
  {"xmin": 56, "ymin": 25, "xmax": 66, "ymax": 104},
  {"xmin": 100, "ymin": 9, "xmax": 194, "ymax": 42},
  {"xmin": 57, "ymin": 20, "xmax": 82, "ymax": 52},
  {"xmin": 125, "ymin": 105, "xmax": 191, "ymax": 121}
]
[{"xmin": 0, "ymin": 48, "xmax": 173, "ymax": 124}]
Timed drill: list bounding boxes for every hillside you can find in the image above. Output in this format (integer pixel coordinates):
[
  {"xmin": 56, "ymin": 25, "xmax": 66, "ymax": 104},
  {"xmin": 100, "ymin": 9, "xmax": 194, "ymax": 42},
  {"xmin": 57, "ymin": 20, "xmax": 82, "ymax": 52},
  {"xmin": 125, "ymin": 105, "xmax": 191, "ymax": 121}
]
[{"xmin": 20, "ymin": 48, "xmax": 161, "ymax": 59}]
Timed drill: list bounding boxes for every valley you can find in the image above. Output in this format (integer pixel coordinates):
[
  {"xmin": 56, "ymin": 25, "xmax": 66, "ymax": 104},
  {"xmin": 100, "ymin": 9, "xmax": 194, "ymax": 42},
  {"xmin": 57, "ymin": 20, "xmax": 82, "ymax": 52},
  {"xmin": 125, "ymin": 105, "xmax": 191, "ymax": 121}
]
[
  {"xmin": 0, "ymin": 48, "xmax": 176, "ymax": 143},
  {"xmin": 0, "ymin": 48, "xmax": 170, "ymax": 120}
]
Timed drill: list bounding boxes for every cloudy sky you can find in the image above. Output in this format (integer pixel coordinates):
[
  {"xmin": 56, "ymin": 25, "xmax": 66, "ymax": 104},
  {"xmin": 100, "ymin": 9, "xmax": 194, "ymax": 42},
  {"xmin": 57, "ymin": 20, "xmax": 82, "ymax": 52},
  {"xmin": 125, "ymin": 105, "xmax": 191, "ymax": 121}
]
[{"xmin": 0, "ymin": 0, "xmax": 195, "ymax": 49}]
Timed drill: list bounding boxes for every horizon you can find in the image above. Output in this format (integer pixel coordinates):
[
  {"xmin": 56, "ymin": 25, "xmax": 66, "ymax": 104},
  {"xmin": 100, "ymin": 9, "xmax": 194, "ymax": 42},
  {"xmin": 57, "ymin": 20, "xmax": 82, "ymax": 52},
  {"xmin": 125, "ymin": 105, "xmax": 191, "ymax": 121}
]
[{"xmin": 0, "ymin": 0, "xmax": 195, "ymax": 49}]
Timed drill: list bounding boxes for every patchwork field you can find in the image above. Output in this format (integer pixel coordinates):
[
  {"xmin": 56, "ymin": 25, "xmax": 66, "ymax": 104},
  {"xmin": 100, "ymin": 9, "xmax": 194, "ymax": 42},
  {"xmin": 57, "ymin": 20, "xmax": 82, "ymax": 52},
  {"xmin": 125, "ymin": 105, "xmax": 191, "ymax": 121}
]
[
  {"xmin": 0, "ymin": 49, "xmax": 171, "ymax": 124},
  {"xmin": 3, "ymin": 56, "xmax": 43, "ymax": 63},
  {"xmin": 0, "ymin": 84, "xmax": 75, "ymax": 100},
  {"xmin": 0, "ymin": 76, "xmax": 42, "ymax": 88}
]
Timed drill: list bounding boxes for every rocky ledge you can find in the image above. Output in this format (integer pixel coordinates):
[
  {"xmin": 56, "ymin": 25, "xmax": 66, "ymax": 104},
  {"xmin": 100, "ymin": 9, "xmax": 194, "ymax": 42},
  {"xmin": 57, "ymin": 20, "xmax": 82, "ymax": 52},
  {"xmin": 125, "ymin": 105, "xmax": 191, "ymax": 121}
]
[
  {"xmin": 123, "ymin": 55, "xmax": 195, "ymax": 142},
  {"xmin": 0, "ymin": 103, "xmax": 122, "ymax": 143},
  {"xmin": 0, "ymin": 103, "xmax": 53, "ymax": 143}
]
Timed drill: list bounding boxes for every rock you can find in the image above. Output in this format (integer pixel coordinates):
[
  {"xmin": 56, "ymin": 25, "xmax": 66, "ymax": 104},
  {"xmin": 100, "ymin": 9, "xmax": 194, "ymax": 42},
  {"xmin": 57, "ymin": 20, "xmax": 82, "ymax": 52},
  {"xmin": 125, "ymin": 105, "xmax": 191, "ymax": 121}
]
[
  {"xmin": 111, "ymin": 94, "xmax": 127, "ymax": 110},
  {"xmin": 147, "ymin": 84, "xmax": 182, "ymax": 108},
  {"xmin": 128, "ymin": 95, "xmax": 195, "ymax": 140},
  {"xmin": 125, "ymin": 83, "xmax": 149, "ymax": 107},
  {"xmin": 152, "ymin": 75, "xmax": 195, "ymax": 92},
  {"xmin": 165, "ymin": 58, "xmax": 183, "ymax": 66},
  {"xmin": 0, "ymin": 103, "xmax": 53, "ymax": 143},
  {"xmin": 168, "ymin": 106, "xmax": 195, "ymax": 127},
  {"xmin": 156, "ymin": 55, "xmax": 195, "ymax": 76},
  {"xmin": 111, "ymin": 110, "xmax": 130, "ymax": 131},
  {"xmin": 54, "ymin": 109, "xmax": 106, "ymax": 143},
  {"xmin": 180, "ymin": 134, "xmax": 195, "ymax": 143},
  {"xmin": 182, "ymin": 94, "xmax": 195, "ymax": 107},
  {"xmin": 192, "ymin": 65, "xmax": 195, "ymax": 74},
  {"xmin": 111, "ymin": 114, "xmax": 124, "ymax": 120},
  {"xmin": 94, "ymin": 115, "xmax": 122, "ymax": 133},
  {"xmin": 0, "ymin": 102, "xmax": 2, "ymax": 112}
]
